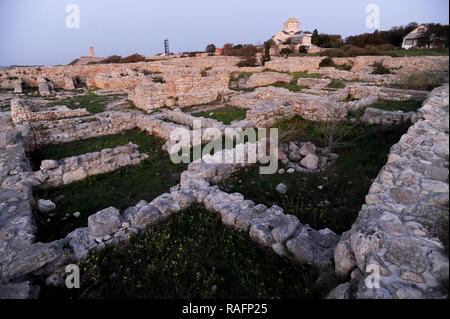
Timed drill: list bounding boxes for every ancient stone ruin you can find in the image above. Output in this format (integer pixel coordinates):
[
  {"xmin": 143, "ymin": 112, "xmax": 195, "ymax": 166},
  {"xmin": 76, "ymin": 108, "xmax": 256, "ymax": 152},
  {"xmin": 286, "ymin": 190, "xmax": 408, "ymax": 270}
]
[{"xmin": 0, "ymin": 54, "xmax": 448, "ymax": 299}]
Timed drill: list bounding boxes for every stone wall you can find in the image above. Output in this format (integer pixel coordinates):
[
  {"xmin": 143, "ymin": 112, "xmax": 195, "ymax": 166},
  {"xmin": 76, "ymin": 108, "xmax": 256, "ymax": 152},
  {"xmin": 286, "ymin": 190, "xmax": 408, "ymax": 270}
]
[
  {"xmin": 265, "ymin": 57, "xmax": 324, "ymax": 73},
  {"xmin": 30, "ymin": 111, "xmax": 137, "ymax": 146},
  {"xmin": 347, "ymin": 84, "xmax": 429, "ymax": 101},
  {"xmin": 86, "ymin": 73, "xmax": 153, "ymax": 90},
  {"xmin": 329, "ymin": 84, "xmax": 449, "ymax": 299},
  {"xmin": 0, "ymin": 56, "xmax": 244, "ymax": 93},
  {"xmin": 34, "ymin": 143, "xmax": 149, "ymax": 187},
  {"xmin": 264, "ymin": 56, "xmax": 449, "ymax": 74},
  {"xmin": 0, "ymin": 112, "xmax": 57, "ymax": 298},
  {"xmin": 245, "ymin": 72, "xmax": 293, "ymax": 88},
  {"xmin": 311, "ymin": 67, "xmax": 401, "ymax": 85},
  {"xmin": 129, "ymin": 69, "xmax": 231, "ymax": 111},
  {"xmin": 11, "ymin": 99, "xmax": 89, "ymax": 125},
  {"xmin": 230, "ymin": 86, "xmax": 347, "ymax": 126},
  {"xmin": 361, "ymin": 108, "xmax": 417, "ymax": 125}
]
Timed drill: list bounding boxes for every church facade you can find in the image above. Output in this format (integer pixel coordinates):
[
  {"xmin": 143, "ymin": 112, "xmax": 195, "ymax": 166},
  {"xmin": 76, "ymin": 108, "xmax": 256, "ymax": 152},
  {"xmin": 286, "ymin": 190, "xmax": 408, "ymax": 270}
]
[{"xmin": 271, "ymin": 17, "xmax": 313, "ymax": 53}]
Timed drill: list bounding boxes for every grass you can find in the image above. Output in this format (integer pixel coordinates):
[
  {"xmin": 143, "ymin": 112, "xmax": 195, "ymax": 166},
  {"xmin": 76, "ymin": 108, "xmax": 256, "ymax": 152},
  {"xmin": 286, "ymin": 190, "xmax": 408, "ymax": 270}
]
[
  {"xmin": 322, "ymin": 46, "xmax": 449, "ymax": 58},
  {"xmin": 271, "ymin": 82, "xmax": 306, "ymax": 92},
  {"xmin": 33, "ymin": 129, "xmax": 187, "ymax": 242},
  {"xmin": 68, "ymin": 59, "xmax": 79, "ymax": 66},
  {"xmin": 46, "ymin": 93, "xmax": 121, "ymax": 114},
  {"xmin": 219, "ymin": 116, "xmax": 409, "ymax": 234},
  {"xmin": 229, "ymin": 71, "xmax": 320, "ymax": 93},
  {"xmin": 192, "ymin": 106, "xmax": 247, "ymax": 125},
  {"xmin": 263, "ymin": 69, "xmax": 323, "ymax": 80},
  {"xmin": 384, "ymin": 47, "xmax": 449, "ymax": 57},
  {"xmin": 327, "ymin": 80, "xmax": 346, "ymax": 89},
  {"xmin": 347, "ymin": 99, "xmax": 424, "ymax": 119},
  {"xmin": 40, "ymin": 205, "xmax": 325, "ymax": 299},
  {"xmin": 229, "ymin": 72, "xmax": 254, "ymax": 83},
  {"xmin": 391, "ymin": 71, "xmax": 449, "ymax": 91}
]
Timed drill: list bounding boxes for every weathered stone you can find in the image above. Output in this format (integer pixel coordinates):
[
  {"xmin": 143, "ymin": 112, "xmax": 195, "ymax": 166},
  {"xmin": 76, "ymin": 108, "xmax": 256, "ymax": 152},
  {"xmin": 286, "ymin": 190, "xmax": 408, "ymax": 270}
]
[
  {"xmin": 300, "ymin": 153, "xmax": 319, "ymax": 170},
  {"xmin": 299, "ymin": 142, "xmax": 316, "ymax": 156},
  {"xmin": 37, "ymin": 199, "xmax": 56, "ymax": 214},
  {"xmin": 88, "ymin": 207, "xmax": 122, "ymax": 237},
  {"xmin": 334, "ymin": 240, "xmax": 357, "ymax": 278},
  {"xmin": 123, "ymin": 204, "xmax": 161, "ymax": 229},
  {"xmin": 275, "ymin": 183, "xmax": 288, "ymax": 194}
]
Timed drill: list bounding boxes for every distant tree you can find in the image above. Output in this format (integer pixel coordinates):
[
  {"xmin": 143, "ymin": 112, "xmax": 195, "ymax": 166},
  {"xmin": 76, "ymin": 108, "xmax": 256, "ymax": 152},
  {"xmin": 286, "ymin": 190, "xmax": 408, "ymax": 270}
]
[
  {"xmin": 206, "ymin": 44, "xmax": 216, "ymax": 53},
  {"xmin": 317, "ymin": 34, "xmax": 343, "ymax": 48},
  {"xmin": 223, "ymin": 43, "xmax": 233, "ymax": 56},
  {"xmin": 241, "ymin": 44, "xmax": 257, "ymax": 58},
  {"xmin": 311, "ymin": 29, "xmax": 319, "ymax": 45},
  {"xmin": 345, "ymin": 30, "xmax": 383, "ymax": 47},
  {"xmin": 427, "ymin": 23, "xmax": 450, "ymax": 47},
  {"xmin": 263, "ymin": 41, "xmax": 271, "ymax": 62}
]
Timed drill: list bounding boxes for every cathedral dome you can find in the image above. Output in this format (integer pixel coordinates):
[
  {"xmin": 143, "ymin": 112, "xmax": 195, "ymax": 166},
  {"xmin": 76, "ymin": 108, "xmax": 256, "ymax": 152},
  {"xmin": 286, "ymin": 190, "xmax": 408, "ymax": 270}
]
[{"xmin": 284, "ymin": 17, "xmax": 300, "ymax": 33}]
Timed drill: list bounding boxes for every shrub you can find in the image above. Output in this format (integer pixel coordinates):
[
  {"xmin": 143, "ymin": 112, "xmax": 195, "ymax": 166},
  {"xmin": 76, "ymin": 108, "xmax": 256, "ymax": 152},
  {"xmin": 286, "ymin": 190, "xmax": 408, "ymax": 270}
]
[
  {"xmin": 377, "ymin": 43, "xmax": 396, "ymax": 51},
  {"xmin": 396, "ymin": 71, "xmax": 449, "ymax": 91},
  {"xmin": 188, "ymin": 52, "xmax": 196, "ymax": 57},
  {"xmin": 364, "ymin": 45, "xmax": 382, "ymax": 56},
  {"xmin": 370, "ymin": 62, "xmax": 392, "ymax": 74},
  {"xmin": 345, "ymin": 46, "xmax": 367, "ymax": 57},
  {"xmin": 101, "ymin": 54, "xmax": 146, "ymax": 64},
  {"xmin": 280, "ymin": 48, "xmax": 293, "ymax": 55},
  {"xmin": 241, "ymin": 45, "xmax": 257, "ymax": 58},
  {"xmin": 335, "ymin": 62, "xmax": 353, "ymax": 71},
  {"xmin": 103, "ymin": 55, "xmax": 122, "ymax": 63},
  {"xmin": 319, "ymin": 57, "xmax": 335, "ymax": 67},
  {"xmin": 237, "ymin": 57, "xmax": 257, "ymax": 67},
  {"xmin": 205, "ymin": 44, "xmax": 216, "ymax": 53},
  {"xmin": 320, "ymin": 48, "xmax": 345, "ymax": 57},
  {"xmin": 121, "ymin": 54, "xmax": 146, "ymax": 63},
  {"xmin": 298, "ymin": 46, "xmax": 308, "ymax": 54},
  {"xmin": 340, "ymin": 44, "xmax": 357, "ymax": 52}
]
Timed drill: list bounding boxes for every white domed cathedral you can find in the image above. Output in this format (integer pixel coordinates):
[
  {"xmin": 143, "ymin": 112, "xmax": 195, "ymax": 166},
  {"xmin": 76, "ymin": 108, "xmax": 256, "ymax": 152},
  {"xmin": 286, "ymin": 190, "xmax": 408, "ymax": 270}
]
[{"xmin": 271, "ymin": 17, "xmax": 313, "ymax": 53}]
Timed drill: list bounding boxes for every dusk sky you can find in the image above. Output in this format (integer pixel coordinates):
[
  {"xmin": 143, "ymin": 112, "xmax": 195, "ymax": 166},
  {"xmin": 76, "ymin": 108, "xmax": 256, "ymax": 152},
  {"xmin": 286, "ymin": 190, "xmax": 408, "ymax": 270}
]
[{"xmin": 0, "ymin": 0, "xmax": 448, "ymax": 66}]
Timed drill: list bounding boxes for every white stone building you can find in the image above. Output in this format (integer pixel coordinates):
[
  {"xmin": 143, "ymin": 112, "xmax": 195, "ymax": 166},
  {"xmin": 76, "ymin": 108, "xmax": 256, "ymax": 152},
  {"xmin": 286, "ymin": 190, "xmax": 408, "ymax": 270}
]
[{"xmin": 271, "ymin": 17, "xmax": 313, "ymax": 53}]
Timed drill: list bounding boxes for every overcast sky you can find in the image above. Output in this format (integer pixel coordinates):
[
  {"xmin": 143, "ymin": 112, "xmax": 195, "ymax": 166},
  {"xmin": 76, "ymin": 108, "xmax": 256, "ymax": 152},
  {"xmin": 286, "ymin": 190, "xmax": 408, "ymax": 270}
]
[{"xmin": 0, "ymin": 0, "xmax": 448, "ymax": 66}]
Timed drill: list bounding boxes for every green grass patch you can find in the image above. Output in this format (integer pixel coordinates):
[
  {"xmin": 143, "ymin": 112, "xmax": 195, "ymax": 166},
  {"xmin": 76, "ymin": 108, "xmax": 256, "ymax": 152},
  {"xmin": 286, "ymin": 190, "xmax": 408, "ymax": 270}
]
[
  {"xmin": 192, "ymin": 106, "xmax": 247, "ymax": 124},
  {"xmin": 263, "ymin": 69, "xmax": 323, "ymax": 81},
  {"xmin": 40, "ymin": 205, "xmax": 324, "ymax": 299},
  {"xmin": 219, "ymin": 116, "xmax": 409, "ymax": 234},
  {"xmin": 33, "ymin": 129, "xmax": 187, "ymax": 242},
  {"xmin": 327, "ymin": 80, "xmax": 345, "ymax": 89},
  {"xmin": 229, "ymin": 72, "xmax": 254, "ymax": 83},
  {"xmin": 384, "ymin": 47, "xmax": 449, "ymax": 57},
  {"xmin": 271, "ymin": 82, "xmax": 306, "ymax": 93},
  {"xmin": 46, "ymin": 93, "xmax": 120, "ymax": 114}
]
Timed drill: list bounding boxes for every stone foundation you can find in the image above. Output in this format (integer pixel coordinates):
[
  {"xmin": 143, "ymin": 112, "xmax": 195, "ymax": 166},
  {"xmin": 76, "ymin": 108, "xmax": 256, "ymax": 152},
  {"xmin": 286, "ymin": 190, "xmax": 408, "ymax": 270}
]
[
  {"xmin": 11, "ymin": 99, "xmax": 89, "ymax": 125},
  {"xmin": 329, "ymin": 84, "xmax": 449, "ymax": 299},
  {"xmin": 34, "ymin": 143, "xmax": 149, "ymax": 187}
]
